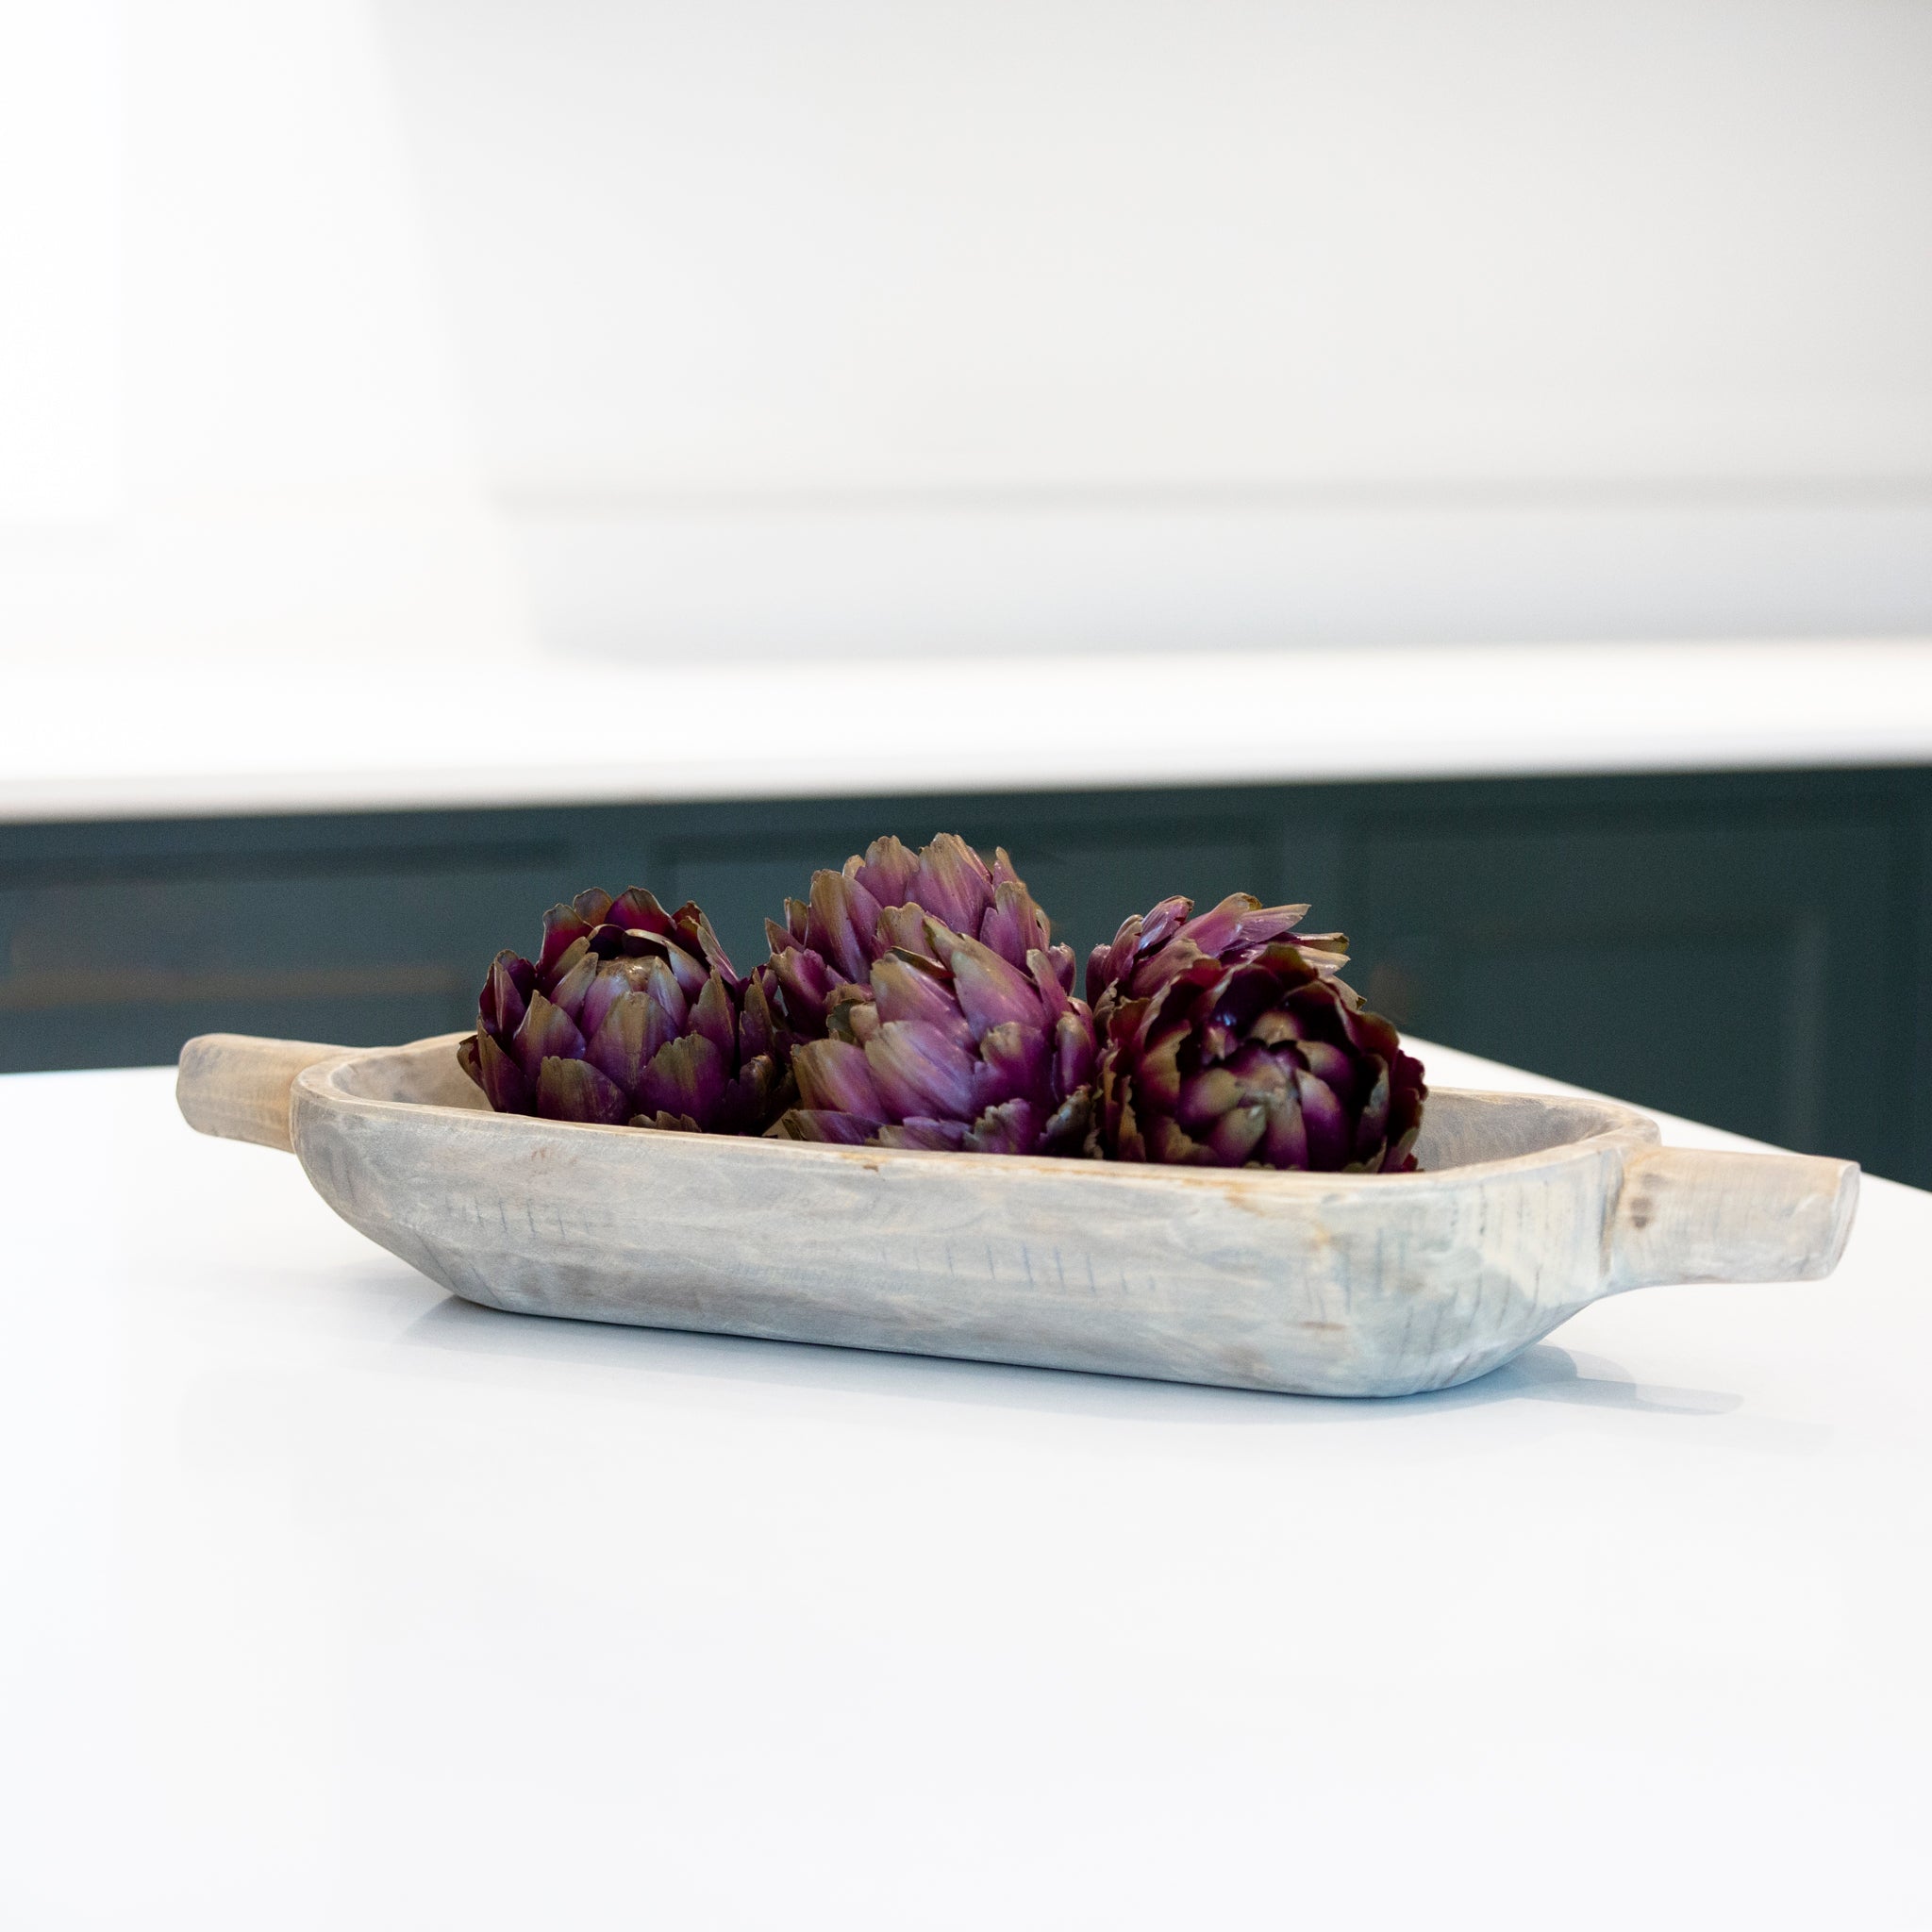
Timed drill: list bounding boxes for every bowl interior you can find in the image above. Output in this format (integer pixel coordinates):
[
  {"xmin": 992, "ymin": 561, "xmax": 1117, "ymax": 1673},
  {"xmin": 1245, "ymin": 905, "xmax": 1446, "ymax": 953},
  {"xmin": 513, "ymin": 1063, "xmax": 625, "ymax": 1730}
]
[{"xmin": 1411, "ymin": 1089, "xmax": 1641, "ymax": 1166}]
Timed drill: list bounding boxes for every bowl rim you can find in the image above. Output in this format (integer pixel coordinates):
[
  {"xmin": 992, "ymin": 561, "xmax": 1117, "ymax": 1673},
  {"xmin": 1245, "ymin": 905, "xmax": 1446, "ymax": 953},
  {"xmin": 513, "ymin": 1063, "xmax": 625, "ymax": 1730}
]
[{"xmin": 291, "ymin": 1032, "xmax": 1662, "ymax": 1194}]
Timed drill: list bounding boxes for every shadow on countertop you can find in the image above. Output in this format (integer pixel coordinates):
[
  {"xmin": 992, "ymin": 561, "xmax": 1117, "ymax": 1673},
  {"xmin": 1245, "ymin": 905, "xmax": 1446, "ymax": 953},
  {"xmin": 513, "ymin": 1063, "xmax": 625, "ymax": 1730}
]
[{"xmin": 400, "ymin": 1291, "xmax": 1745, "ymax": 1426}]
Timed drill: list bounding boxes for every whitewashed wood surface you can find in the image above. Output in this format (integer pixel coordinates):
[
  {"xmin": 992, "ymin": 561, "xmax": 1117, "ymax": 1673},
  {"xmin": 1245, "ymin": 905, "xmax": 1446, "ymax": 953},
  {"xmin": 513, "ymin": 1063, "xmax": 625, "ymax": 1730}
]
[{"xmin": 176, "ymin": 1031, "xmax": 1857, "ymax": 1397}]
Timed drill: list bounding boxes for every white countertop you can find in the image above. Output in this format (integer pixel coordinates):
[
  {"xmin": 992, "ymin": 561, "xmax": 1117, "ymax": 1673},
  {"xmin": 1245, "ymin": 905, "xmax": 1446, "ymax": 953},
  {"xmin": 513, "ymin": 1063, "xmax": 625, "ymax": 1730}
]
[
  {"xmin": 7, "ymin": 638, "xmax": 1932, "ymax": 822},
  {"xmin": 4, "ymin": 1040, "xmax": 1928, "ymax": 1927}
]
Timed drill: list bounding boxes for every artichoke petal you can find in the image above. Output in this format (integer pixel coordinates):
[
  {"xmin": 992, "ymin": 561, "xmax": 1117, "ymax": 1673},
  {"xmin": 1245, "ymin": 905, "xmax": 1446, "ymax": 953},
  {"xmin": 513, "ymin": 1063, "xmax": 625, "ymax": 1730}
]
[
  {"xmin": 1026, "ymin": 947, "xmax": 1071, "ymax": 1022},
  {"xmin": 980, "ymin": 877, "xmax": 1052, "ymax": 967},
  {"xmin": 940, "ymin": 930, "xmax": 1043, "ymax": 1041},
  {"xmin": 874, "ymin": 903, "xmax": 934, "ymax": 958},
  {"xmin": 639, "ymin": 1032, "xmax": 728, "ymax": 1124},
  {"xmin": 808, "ymin": 870, "xmax": 885, "ymax": 984},
  {"xmin": 690, "ymin": 973, "xmax": 738, "ymax": 1060},
  {"xmin": 1298, "ymin": 1037, "xmax": 1358, "ymax": 1104},
  {"xmin": 571, "ymin": 955, "xmax": 645, "ymax": 1040},
  {"xmin": 853, "ymin": 835, "xmax": 921, "ymax": 908},
  {"xmin": 1174, "ymin": 1065, "xmax": 1243, "ymax": 1132},
  {"xmin": 871, "ymin": 952, "xmax": 975, "ymax": 1048},
  {"xmin": 724, "ymin": 1055, "xmax": 788, "ymax": 1132},
  {"xmin": 1249, "ymin": 1008, "xmax": 1301, "ymax": 1046},
  {"xmin": 1176, "ymin": 893, "xmax": 1321, "ymax": 960},
  {"xmin": 606, "ymin": 886, "xmax": 675, "ymax": 938},
  {"xmin": 1355, "ymin": 1058, "xmax": 1391, "ymax": 1158},
  {"xmin": 739, "ymin": 971, "xmax": 778, "ymax": 1062},
  {"xmin": 1204, "ymin": 1102, "xmax": 1268, "ymax": 1166},
  {"xmin": 658, "ymin": 938, "xmax": 712, "ymax": 1003},
  {"xmin": 674, "ymin": 904, "xmax": 742, "ymax": 990},
  {"xmin": 1262, "ymin": 1084, "xmax": 1309, "ymax": 1168},
  {"xmin": 831, "ymin": 992, "xmax": 882, "ymax": 1045},
  {"xmin": 768, "ymin": 1108, "xmax": 880, "ymax": 1144},
  {"xmin": 537, "ymin": 903, "xmax": 594, "ymax": 978},
  {"xmin": 1041, "ymin": 1088, "xmax": 1092, "ymax": 1154},
  {"xmin": 963, "ymin": 1099, "xmax": 1041, "ymax": 1156},
  {"xmin": 512, "ymin": 992, "xmax": 587, "ymax": 1081},
  {"xmin": 973, "ymin": 1020, "xmax": 1048, "ymax": 1108},
  {"xmin": 584, "ymin": 989, "xmax": 677, "ymax": 1093},
  {"xmin": 864, "ymin": 1019, "xmax": 981, "ymax": 1120},
  {"xmin": 1294, "ymin": 1066, "xmax": 1351, "ymax": 1168},
  {"xmin": 791, "ymin": 1037, "xmax": 886, "ymax": 1117},
  {"xmin": 1052, "ymin": 1008, "xmax": 1096, "ymax": 1099},
  {"xmin": 483, "ymin": 952, "xmax": 534, "ymax": 1037},
  {"xmin": 1171, "ymin": 892, "xmax": 1262, "ymax": 956},
  {"xmin": 536, "ymin": 1055, "xmax": 628, "ymax": 1125},
  {"xmin": 768, "ymin": 944, "xmax": 839, "ymax": 1033},
  {"xmin": 546, "ymin": 950, "xmax": 602, "ymax": 1024},
  {"xmin": 475, "ymin": 1029, "xmax": 532, "ymax": 1113},
  {"xmin": 1133, "ymin": 1024, "xmax": 1187, "ymax": 1112},
  {"xmin": 913, "ymin": 833, "xmax": 993, "ymax": 935}
]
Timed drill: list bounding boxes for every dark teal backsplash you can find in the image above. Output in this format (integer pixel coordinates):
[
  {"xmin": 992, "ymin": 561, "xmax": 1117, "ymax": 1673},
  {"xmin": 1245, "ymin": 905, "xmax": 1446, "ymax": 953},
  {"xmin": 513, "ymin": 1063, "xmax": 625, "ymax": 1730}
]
[{"xmin": 4, "ymin": 768, "xmax": 1924, "ymax": 1184}]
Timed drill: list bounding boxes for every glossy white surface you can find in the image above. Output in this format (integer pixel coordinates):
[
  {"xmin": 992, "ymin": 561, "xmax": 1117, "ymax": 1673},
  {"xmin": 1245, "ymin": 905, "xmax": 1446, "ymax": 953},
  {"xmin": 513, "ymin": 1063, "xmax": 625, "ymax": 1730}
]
[
  {"xmin": 4, "ymin": 1042, "xmax": 1928, "ymax": 1927},
  {"xmin": 8, "ymin": 637, "xmax": 1932, "ymax": 823}
]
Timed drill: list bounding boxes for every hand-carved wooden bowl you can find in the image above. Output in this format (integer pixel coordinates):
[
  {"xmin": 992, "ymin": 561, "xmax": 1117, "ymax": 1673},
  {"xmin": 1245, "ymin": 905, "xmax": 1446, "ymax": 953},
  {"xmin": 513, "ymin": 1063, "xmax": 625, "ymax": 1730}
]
[{"xmin": 177, "ymin": 1031, "xmax": 1858, "ymax": 1398}]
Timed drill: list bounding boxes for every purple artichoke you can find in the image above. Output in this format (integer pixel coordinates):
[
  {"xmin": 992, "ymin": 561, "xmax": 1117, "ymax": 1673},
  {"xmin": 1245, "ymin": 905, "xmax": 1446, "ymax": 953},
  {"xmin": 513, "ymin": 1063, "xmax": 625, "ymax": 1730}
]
[
  {"xmin": 1088, "ymin": 893, "xmax": 1424, "ymax": 1173},
  {"xmin": 1085, "ymin": 891, "xmax": 1348, "ymax": 1007},
  {"xmin": 764, "ymin": 833, "xmax": 1079, "ymax": 1045},
  {"xmin": 762, "ymin": 834, "xmax": 1096, "ymax": 1155},
  {"xmin": 457, "ymin": 888, "xmax": 788, "ymax": 1132},
  {"xmin": 771, "ymin": 919, "xmax": 1098, "ymax": 1154}
]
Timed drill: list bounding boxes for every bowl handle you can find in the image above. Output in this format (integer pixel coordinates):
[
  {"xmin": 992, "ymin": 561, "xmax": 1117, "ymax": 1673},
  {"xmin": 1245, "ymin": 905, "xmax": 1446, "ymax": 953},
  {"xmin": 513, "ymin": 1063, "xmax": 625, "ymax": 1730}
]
[
  {"xmin": 176, "ymin": 1033, "xmax": 351, "ymax": 1152},
  {"xmin": 1606, "ymin": 1145, "xmax": 1859, "ymax": 1291}
]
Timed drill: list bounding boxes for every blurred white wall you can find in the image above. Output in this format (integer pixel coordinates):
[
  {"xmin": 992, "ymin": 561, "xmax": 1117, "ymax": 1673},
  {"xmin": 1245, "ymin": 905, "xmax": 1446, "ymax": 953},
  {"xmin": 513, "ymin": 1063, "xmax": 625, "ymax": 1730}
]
[
  {"xmin": 384, "ymin": 0, "xmax": 1932, "ymax": 495},
  {"xmin": 0, "ymin": 7, "xmax": 119, "ymax": 526},
  {"xmin": 3, "ymin": 2, "xmax": 1929, "ymax": 670},
  {"xmin": 0, "ymin": 1, "xmax": 525, "ymax": 668},
  {"xmin": 376, "ymin": 0, "xmax": 1932, "ymax": 658}
]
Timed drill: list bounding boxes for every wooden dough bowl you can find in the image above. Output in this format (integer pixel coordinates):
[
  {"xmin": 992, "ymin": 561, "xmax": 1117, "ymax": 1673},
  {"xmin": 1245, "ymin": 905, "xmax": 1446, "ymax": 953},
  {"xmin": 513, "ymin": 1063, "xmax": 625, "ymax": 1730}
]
[{"xmin": 177, "ymin": 1031, "xmax": 1858, "ymax": 1399}]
